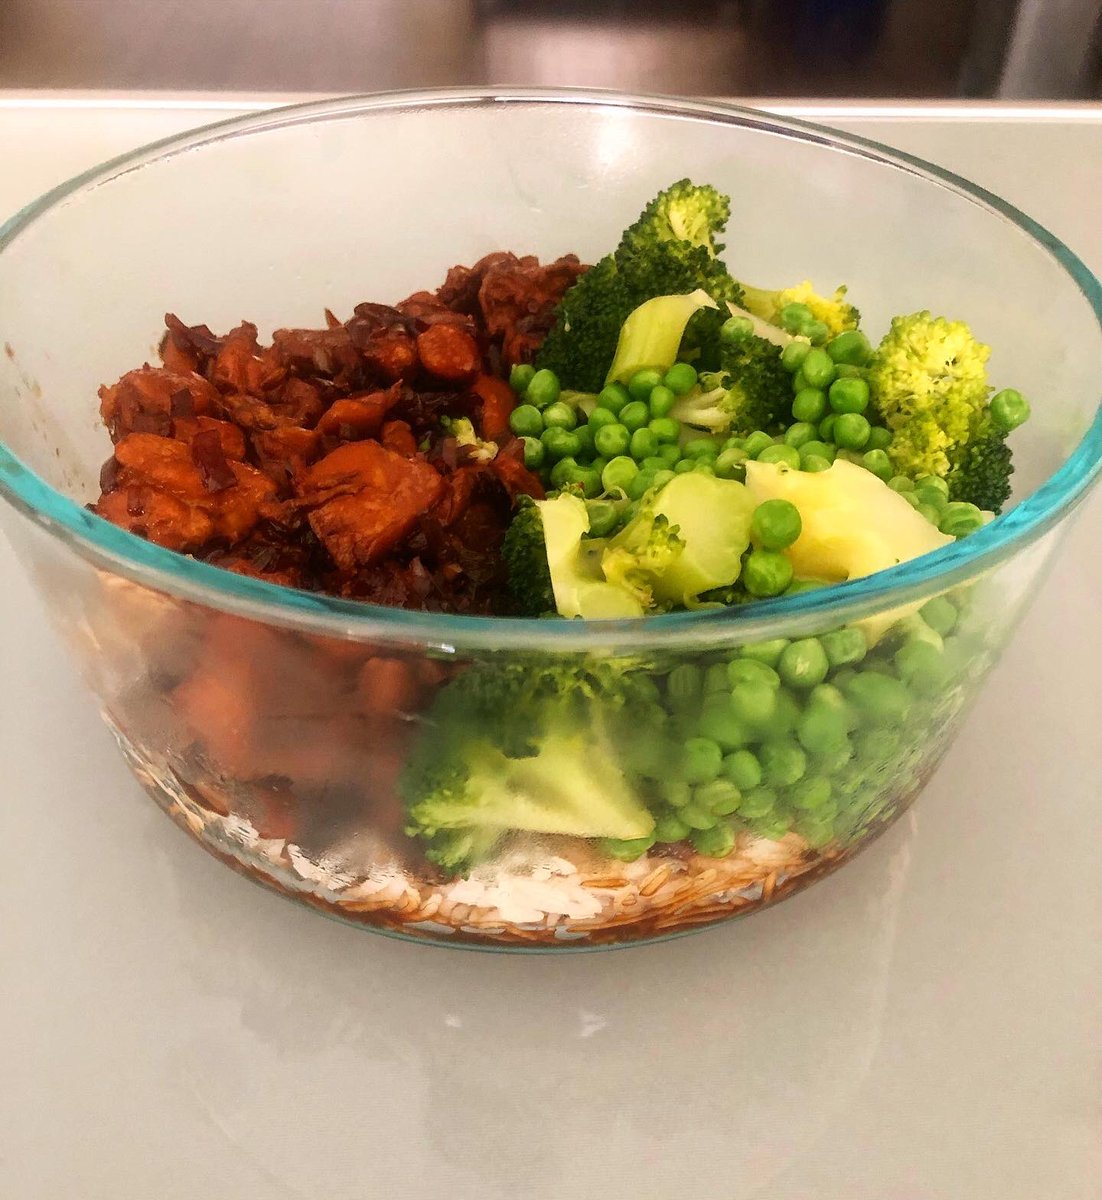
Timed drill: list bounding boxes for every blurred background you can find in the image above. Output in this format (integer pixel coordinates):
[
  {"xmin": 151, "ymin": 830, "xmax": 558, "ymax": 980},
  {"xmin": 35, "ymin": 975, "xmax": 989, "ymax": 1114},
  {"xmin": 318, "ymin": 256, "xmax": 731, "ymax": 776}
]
[{"xmin": 1, "ymin": 0, "xmax": 1100, "ymax": 98}]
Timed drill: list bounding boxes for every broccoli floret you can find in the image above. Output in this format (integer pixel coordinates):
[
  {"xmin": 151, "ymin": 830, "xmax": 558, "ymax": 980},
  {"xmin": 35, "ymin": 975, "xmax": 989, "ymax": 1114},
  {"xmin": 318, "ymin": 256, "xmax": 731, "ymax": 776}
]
[
  {"xmin": 401, "ymin": 661, "xmax": 659, "ymax": 873},
  {"xmin": 739, "ymin": 279, "xmax": 859, "ymax": 336},
  {"xmin": 502, "ymin": 495, "xmax": 555, "ymax": 617},
  {"xmin": 626, "ymin": 178, "xmax": 731, "ymax": 254},
  {"xmin": 670, "ymin": 334, "xmax": 791, "ymax": 435},
  {"xmin": 601, "ymin": 510, "xmax": 685, "ymax": 610},
  {"xmin": 504, "ymin": 491, "xmax": 645, "ymax": 619},
  {"xmin": 946, "ymin": 416, "xmax": 1014, "ymax": 513},
  {"xmin": 868, "ymin": 311, "xmax": 1018, "ymax": 512},
  {"xmin": 535, "ymin": 180, "xmax": 745, "ymax": 392}
]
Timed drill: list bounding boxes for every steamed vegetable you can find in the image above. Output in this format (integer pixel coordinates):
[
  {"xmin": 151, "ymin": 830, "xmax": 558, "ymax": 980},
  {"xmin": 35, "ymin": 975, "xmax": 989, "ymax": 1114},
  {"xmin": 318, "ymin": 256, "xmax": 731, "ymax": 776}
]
[
  {"xmin": 535, "ymin": 180, "xmax": 744, "ymax": 392},
  {"xmin": 867, "ymin": 311, "xmax": 1026, "ymax": 512}
]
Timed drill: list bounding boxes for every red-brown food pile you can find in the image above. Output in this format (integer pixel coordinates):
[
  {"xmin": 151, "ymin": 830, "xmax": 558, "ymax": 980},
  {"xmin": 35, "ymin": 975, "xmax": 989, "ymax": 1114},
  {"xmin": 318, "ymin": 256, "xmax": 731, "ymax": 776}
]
[{"xmin": 93, "ymin": 252, "xmax": 586, "ymax": 613}]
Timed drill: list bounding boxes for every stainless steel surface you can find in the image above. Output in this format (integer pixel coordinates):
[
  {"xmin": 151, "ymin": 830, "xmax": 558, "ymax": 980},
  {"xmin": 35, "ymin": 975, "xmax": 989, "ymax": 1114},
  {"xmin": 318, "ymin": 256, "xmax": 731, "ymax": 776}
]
[{"xmin": 0, "ymin": 99, "xmax": 1099, "ymax": 1198}]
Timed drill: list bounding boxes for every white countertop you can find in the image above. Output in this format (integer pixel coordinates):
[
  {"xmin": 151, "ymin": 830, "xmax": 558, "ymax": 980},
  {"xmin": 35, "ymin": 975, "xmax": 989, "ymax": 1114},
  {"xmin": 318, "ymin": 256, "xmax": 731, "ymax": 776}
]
[{"xmin": 1, "ymin": 97, "xmax": 1099, "ymax": 1200}]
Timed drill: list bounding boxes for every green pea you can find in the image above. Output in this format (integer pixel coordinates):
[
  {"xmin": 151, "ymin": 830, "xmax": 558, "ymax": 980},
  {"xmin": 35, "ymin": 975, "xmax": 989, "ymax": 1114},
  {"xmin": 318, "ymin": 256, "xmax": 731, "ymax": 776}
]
[
  {"xmin": 888, "ymin": 475, "xmax": 915, "ymax": 493},
  {"xmin": 692, "ymin": 461, "xmax": 716, "ymax": 477},
  {"xmin": 757, "ymin": 444, "xmax": 802, "ymax": 469},
  {"xmin": 865, "ymin": 425, "xmax": 893, "ymax": 452},
  {"xmin": 761, "ymin": 739, "xmax": 807, "ymax": 787},
  {"xmin": 730, "ymin": 679, "xmax": 779, "ymax": 727},
  {"xmin": 799, "ymin": 439, "xmax": 835, "ymax": 463},
  {"xmin": 749, "ymin": 814, "xmax": 792, "ymax": 841},
  {"xmin": 704, "ymin": 663, "xmax": 730, "ymax": 693},
  {"xmin": 585, "ymin": 499, "xmax": 620, "ymax": 537},
  {"xmin": 508, "ymin": 403, "xmax": 543, "ymax": 439},
  {"xmin": 913, "ymin": 484, "xmax": 949, "ymax": 512},
  {"xmin": 791, "ymin": 368, "xmax": 810, "ymax": 393},
  {"xmin": 679, "ymin": 801, "xmax": 718, "ymax": 831},
  {"xmin": 586, "ymin": 405, "xmax": 619, "ymax": 432},
  {"xmin": 681, "ymin": 737, "xmax": 724, "ymax": 784},
  {"xmin": 629, "ymin": 427, "xmax": 659, "ymax": 461},
  {"xmin": 509, "ymin": 362, "xmax": 536, "ymax": 394},
  {"xmin": 767, "ymin": 688, "xmax": 802, "ymax": 737},
  {"xmin": 739, "ymin": 787, "xmax": 778, "ymax": 819},
  {"xmin": 820, "ymin": 626, "xmax": 867, "ymax": 668},
  {"xmin": 674, "ymin": 458, "xmax": 697, "ymax": 474},
  {"xmin": 826, "ymin": 329, "xmax": 871, "ymax": 365},
  {"xmin": 715, "ymin": 447, "xmax": 748, "ymax": 479},
  {"xmin": 818, "ymin": 414, "xmax": 837, "ymax": 442},
  {"xmin": 647, "ymin": 417, "xmax": 680, "ymax": 445},
  {"xmin": 600, "ymin": 834, "xmax": 657, "ymax": 862},
  {"xmin": 801, "ymin": 347, "xmax": 836, "ymax": 389},
  {"xmin": 681, "ymin": 437, "xmax": 716, "ymax": 459},
  {"xmin": 778, "ymin": 638, "xmax": 830, "ymax": 689},
  {"xmin": 662, "ymin": 780, "xmax": 692, "ymax": 809},
  {"xmin": 594, "ymin": 422, "xmax": 633, "ymax": 460},
  {"xmin": 790, "ymin": 776, "xmax": 833, "ymax": 811},
  {"xmin": 740, "ymin": 638, "xmax": 789, "ymax": 666},
  {"xmin": 940, "ymin": 501, "xmax": 985, "ymax": 538},
  {"xmin": 601, "ymin": 455, "xmax": 638, "ymax": 494},
  {"xmin": 828, "ymin": 376, "xmax": 870, "ymax": 414},
  {"xmin": 542, "ymin": 401, "xmax": 577, "ymax": 431},
  {"xmin": 723, "ymin": 748, "xmax": 763, "ymax": 791},
  {"xmin": 919, "ymin": 595, "xmax": 958, "ymax": 637},
  {"xmin": 781, "ymin": 340, "xmax": 812, "ymax": 373},
  {"xmin": 541, "ymin": 426, "xmax": 581, "ymax": 461},
  {"xmin": 621, "ymin": 400, "xmax": 652, "ymax": 433},
  {"xmin": 835, "ymin": 448, "xmax": 865, "ymax": 466},
  {"xmin": 654, "ymin": 813, "xmax": 691, "ymax": 843},
  {"xmin": 641, "ymin": 455, "xmax": 668, "ymax": 473},
  {"xmin": 743, "ymin": 431, "xmax": 774, "ymax": 459},
  {"xmin": 697, "ymin": 704, "xmax": 751, "ymax": 751},
  {"xmin": 720, "ymin": 314, "xmax": 755, "ymax": 344},
  {"xmin": 663, "ymin": 361, "xmax": 698, "ymax": 396},
  {"xmin": 573, "ymin": 424, "xmax": 596, "ymax": 460},
  {"xmin": 842, "ymin": 672, "xmax": 912, "ymax": 727},
  {"xmin": 597, "ymin": 382, "xmax": 630, "ymax": 415},
  {"xmin": 833, "ymin": 412, "xmax": 871, "ymax": 450},
  {"xmin": 727, "ymin": 658, "xmax": 781, "ymax": 689},
  {"xmin": 915, "ymin": 474, "xmax": 950, "ymax": 498},
  {"xmin": 792, "ymin": 387, "xmax": 827, "ymax": 423},
  {"xmin": 628, "ymin": 369, "xmax": 664, "ymax": 402},
  {"xmin": 802, "ymin": 455, "xmax": 831, "ymax": 473},
  {"xmin": 779, "ymin": 302, "xmax": 815, "ymax": 333},
  {"xmin": 796, "ymin": 704, "xmax": 850, "ymax": 756},
  {"xmin": 813, "ymin": 739, "xmax": 854, "ymax": 775},
  {"xmin": 742, "ymin": 549, "xmax": 794, "ymax": 597},
  {"xmin": 990, "ymin": 387, "xmax": 1030, "ymax": 432},
  {"xmin": 895, "ymin": 640, "xmax": 947, "ymax": 695},
  {"xmin": 626, "ymin": 468, "xmax": 657, "ymax": 500},
  {"xmin": 525, "ymin": 368, "xmax": 561, "ymax": 409},
  {"xmin": 642, "ymin": 384, "xmax": 673, "ymax": 418},
  {"xmin": 795, "ymin": 816, "xmax": 835, "ymax": 848},
  {"xmin": 690, "ymin": 821, "xmax": 738, "ymax": 858},
  {"xmin": 784, "ymin": 421, "xmax": 818, "ymax": 449},
  {"xmin": 804, "ymin": 319, "xmax": 830, "ymax": 346},
  {"xmin": 861, "ymin": 449, "xmax": 893, "ymax": 480},
  {"xmin": 915, "ymin": 502, "xmax": 942, "ymax": 526},
  {"xmin": 751, "ymin": 498, "xmax": 803, "ymax": 551},
  {"xmin": 666, "ymin": 663, "xmax": 703, "ymax": 709},
  {"xmin": 548, "ymin": 456, "xmax": 578, "ymax": 489},
  {"xmin": 515, "ymin": 441, "xmax": 542, "ymax": 479}
]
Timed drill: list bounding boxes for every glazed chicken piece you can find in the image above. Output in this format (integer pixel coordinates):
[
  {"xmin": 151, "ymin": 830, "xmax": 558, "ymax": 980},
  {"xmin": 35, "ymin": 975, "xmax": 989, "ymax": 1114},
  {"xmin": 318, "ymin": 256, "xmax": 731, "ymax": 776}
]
[
  {"xmin": 296, "ymin": 440, "xmax": 446, "ymax": 570},
  {"xmin": 99, "ymin": 366, "xmax": 219, "ymax": 442},
  {"xmin": 95, "ymin": 431, "xmax": 280, "ymax": 551}
]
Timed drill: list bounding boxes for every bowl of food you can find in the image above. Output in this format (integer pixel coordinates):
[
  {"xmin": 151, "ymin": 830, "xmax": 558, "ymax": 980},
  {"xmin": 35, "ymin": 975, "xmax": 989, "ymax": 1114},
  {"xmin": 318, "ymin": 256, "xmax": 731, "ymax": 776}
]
[{"xmin": 1, "ymin": 90, "xmax": 1098, "ymax": 950}]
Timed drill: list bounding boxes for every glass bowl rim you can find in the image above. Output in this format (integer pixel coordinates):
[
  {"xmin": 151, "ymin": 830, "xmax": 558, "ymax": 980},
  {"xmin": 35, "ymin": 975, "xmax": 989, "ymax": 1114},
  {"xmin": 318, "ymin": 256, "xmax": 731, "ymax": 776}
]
[{"xmin": 1, "ymin": 86, "xmax": 1100, "ymax": 653}]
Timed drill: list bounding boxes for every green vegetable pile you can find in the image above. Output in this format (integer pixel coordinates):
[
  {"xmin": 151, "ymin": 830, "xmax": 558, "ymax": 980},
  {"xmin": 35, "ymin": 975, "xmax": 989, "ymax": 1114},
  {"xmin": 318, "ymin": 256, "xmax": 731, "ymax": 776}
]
[{"xmin": 399, "ymin": 179, "xmax": 1033, "ymax": 874}]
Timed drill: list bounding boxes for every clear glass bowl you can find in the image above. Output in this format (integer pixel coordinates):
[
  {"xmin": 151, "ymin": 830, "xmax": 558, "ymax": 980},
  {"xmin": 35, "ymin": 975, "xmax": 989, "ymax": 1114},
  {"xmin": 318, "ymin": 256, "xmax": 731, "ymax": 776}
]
[{"xmin": 1, "ymin": 90, "xmax": 1099, "ymax": 951}]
